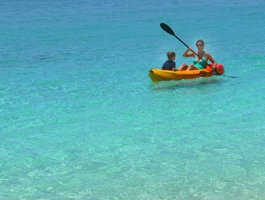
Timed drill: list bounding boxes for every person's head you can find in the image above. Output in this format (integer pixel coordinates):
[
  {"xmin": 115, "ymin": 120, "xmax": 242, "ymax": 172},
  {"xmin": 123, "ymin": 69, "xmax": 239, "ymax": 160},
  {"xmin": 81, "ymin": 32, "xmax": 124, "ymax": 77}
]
[
  {"xmin": 196, "ymin": 40, "xmax": 205, "ymax": 51},
  {"xmin": 167, "ymin": 51, "xmax": 176, "ymax": 60}
]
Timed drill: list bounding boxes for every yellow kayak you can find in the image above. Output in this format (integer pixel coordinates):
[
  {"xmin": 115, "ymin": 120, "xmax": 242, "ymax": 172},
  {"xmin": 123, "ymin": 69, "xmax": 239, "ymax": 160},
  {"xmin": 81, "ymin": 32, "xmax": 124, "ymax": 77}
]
[{"xmin": 148, "ymin": 64, "xmax": 224, "ymax": 82}]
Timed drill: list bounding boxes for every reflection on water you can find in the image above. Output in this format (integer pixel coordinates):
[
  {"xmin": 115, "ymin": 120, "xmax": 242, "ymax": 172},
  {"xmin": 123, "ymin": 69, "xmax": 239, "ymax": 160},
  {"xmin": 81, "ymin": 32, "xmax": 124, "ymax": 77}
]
[{"xmin": 150, "ymin": 77, "xmax": 225, "ymax": 91}]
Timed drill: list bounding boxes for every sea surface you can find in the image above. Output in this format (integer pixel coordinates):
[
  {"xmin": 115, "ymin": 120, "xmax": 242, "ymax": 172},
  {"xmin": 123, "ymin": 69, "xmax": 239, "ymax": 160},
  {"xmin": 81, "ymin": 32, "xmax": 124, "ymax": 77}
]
[{"xmin": 1, "ymin": 0, "xmax": 265, "ymax": 199}]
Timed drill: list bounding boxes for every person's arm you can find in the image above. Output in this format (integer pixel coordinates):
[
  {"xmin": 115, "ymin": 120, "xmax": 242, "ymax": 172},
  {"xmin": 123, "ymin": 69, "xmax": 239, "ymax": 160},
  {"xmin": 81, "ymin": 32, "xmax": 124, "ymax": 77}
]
[
  {"xmin": 162, "ymin": 61, "xmax": 166, "ymax": 70},
  {"xmin": 172, "ymin": 61, "xmax": 177, "ymax": 71},
  {"xmin": 183, "ymin": 47, "xmax": 194, "ymax": 57},
  {"xmin": 206, "ymin": 53, "xmax": 217, "ymax": 69}
]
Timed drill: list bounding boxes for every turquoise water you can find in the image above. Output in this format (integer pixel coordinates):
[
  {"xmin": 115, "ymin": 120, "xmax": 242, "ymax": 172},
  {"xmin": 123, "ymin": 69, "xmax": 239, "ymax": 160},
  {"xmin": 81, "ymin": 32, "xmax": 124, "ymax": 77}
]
[{"xmin": 1, "ymin": 0, "xmax": 265, "ymax": 199}]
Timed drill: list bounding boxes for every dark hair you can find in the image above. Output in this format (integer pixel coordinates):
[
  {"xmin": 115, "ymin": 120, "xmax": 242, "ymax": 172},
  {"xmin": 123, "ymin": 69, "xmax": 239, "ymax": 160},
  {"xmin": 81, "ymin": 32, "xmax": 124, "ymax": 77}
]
[
  {"xmin": 196, "ymin": 40, "xmax": 205, "ymax": 46},
  {"xmin": 167, "ymin": 51, "xmax": 176, "ymax": 60}
]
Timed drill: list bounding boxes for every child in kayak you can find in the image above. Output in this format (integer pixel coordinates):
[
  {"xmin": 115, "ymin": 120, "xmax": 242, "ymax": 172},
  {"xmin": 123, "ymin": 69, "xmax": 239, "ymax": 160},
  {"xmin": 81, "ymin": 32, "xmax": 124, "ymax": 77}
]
[
  {"xmin": 162, "ymin": 51, "xmax": 188, "ymax": 70},
  {"xmin": 179, "ymin": 40, "xmax": 217, "ymax": 71}
]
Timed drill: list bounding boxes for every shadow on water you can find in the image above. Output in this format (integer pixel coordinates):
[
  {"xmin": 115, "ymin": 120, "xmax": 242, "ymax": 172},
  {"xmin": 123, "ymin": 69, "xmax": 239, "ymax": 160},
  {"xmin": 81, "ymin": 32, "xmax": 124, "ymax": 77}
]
[{"xmin": 150, "ymin": 77, "xmax": 225, "ymax": 91}]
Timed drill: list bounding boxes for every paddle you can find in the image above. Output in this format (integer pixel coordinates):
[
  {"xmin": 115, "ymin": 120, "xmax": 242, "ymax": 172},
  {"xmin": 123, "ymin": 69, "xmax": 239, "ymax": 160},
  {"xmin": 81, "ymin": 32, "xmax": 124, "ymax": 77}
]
[{"xmin": 160, "ymin": 23, "xmax": 237, "ymax": 78}]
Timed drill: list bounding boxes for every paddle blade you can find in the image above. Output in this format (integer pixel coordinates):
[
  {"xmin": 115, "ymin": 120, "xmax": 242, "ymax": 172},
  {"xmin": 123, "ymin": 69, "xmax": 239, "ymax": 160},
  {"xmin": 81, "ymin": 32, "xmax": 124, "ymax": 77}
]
[
  {"xmin": 224, "ymin": 75, "xmax": 238, "ymax": 78},
  {"xmin": 160, "ymin": 23, "xmax": 176, "ymax": 36}
]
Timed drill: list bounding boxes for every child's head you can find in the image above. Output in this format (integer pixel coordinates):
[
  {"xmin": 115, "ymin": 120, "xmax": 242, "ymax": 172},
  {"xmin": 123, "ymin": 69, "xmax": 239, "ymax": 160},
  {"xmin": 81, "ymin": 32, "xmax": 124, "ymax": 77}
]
[{"xmin": 167, "ymin": 51, "xmax": 176, "ymax": 60}]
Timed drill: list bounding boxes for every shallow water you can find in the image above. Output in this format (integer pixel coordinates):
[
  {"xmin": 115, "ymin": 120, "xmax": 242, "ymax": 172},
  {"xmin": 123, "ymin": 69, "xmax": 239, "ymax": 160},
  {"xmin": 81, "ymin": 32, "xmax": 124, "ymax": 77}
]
[{"xmin": 1, "ymin": 0, "xmax": 265, "ymax": 199}]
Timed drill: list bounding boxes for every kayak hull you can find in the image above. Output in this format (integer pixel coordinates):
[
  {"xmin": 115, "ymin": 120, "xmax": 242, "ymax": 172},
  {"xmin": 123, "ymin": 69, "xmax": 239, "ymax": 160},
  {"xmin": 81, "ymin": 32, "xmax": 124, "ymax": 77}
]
[
  {"xmin": 148, "ymin": 69, "xmax": 212, "ymax": 82},
  {"xmin": 148, "ymin": 64, "xmax": 224, "ymax": 82}
]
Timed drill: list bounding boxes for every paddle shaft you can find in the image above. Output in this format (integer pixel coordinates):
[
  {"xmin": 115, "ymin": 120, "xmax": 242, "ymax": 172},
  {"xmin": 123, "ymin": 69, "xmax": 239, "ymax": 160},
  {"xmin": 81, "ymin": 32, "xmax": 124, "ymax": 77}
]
[{"xmin": 172, "ymin": 35, "xmax": 190, "ymax": 50}]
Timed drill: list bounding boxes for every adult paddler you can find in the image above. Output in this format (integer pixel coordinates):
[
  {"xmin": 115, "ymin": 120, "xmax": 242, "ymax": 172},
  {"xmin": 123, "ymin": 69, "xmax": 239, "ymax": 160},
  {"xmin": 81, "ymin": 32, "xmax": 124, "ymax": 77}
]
[{"xmin": 178, "ymin": 39, "xmax": 217, "ymax": 71}]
